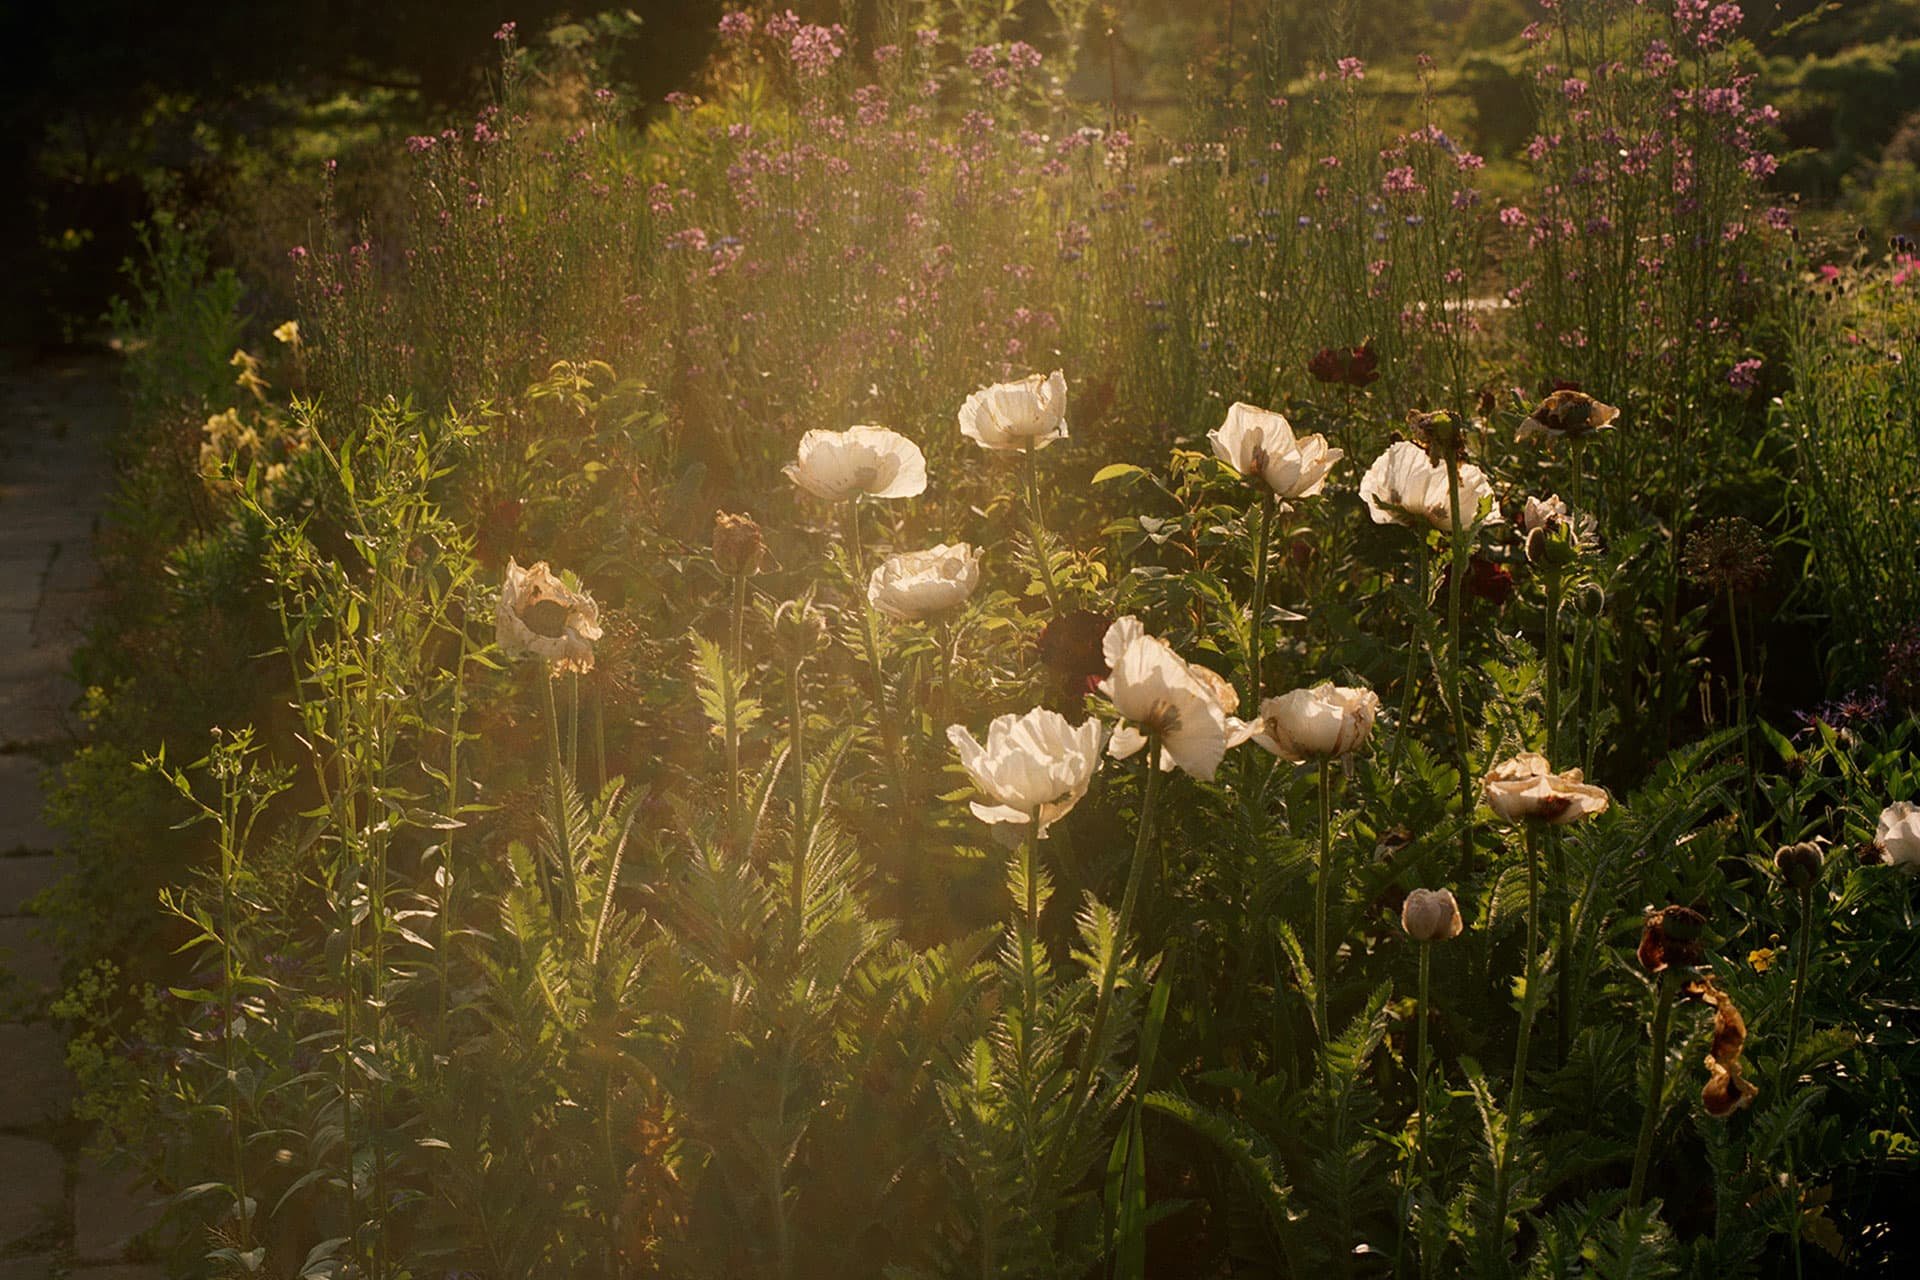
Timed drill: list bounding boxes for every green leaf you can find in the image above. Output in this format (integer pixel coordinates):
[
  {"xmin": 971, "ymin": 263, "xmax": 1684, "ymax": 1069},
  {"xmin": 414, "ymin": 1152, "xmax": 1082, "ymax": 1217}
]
[{"xmin": 1092, "ymin": 462, "xmax": 1150, "ymax": 485}]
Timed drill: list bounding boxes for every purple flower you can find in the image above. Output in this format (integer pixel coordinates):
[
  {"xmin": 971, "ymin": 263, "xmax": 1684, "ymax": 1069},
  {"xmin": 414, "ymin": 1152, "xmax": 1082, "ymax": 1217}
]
[
  {"xmin": 1726, "ymin": 358, "xmax": 1762, "ymax": 390},
  {"xmin": 1382, "ymin": 166, "xmax": 1422, "ymax": 196},
  {"xmin": 718, "ymin": 11, "xmax": 754, "ymax": 40},
  {"xmin": 1337, "ymin": 57, "xmax": 1366, "ymax": 81}
]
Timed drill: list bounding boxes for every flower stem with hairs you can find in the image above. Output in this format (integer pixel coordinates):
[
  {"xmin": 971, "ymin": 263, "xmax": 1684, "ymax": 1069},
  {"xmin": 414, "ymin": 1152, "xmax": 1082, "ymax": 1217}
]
[
  {"xmin": 844, "ymin": 500, "xmax": 908, "ymax": 807},
  {"xmin": 1247, "ymin": 495, "xmax": 1276, "ymax": 709},
  {"xmin": 1388, "ymin": 538, "xmax": 1432, "ymax": 777},
  {"xmin": 1315, "ymin": 759, "xmax": 1336, "ymax": 1048},
  {"xmin": 1444, "ymin": 456, "xmax": 1474, "ymax": 881},
  {"xmin": 1492, "ymin": 821, "xmax": 1543, "ymax": 1238},
  {"xmin": 725, "ymin": 570, "xmax": 748, "ymax": 842},
  {"xmin": 541, "ymin": 664, "xmax": 577, "ymax": 920},
  {"xmin": 1023, "ymin": 440, "xmax": 1062, "ymax": 610},
  {"xmin": 1414, "ymin": 939, "xmax": 1433, "ymax": 1179},
  {"xmin": 787, "ymin": 653, "xmax": 809, "ymax": 947},
  {"xmin": 1628, "ymin": 969, "xmax": 1680, "ymax": 1209}
]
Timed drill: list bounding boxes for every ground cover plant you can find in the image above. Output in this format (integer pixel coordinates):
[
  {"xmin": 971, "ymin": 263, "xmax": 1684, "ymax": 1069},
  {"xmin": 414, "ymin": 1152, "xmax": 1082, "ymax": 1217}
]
[{"xmin": 35, "ymin": 1, "xmax": 1920, "ymax": 1277}]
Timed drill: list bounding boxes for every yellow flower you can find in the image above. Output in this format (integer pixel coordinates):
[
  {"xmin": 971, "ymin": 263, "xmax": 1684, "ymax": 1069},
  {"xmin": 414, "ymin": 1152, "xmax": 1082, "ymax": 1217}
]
[{"xmin": 273, "ymin": 320, "xmax": 302, "ymax": 347}]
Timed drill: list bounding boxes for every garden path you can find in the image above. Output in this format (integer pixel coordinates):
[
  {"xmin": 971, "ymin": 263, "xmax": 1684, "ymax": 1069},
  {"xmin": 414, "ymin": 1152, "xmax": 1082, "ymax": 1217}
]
[{"xmin": 1, "ymin": 354, "xmax": 163, "ymax": 1278}]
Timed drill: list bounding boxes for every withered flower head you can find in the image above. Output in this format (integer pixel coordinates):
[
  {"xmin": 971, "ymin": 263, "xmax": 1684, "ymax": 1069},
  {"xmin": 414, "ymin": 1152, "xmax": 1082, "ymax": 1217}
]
[
  {"xmin": 1307, "ymin": 338, "xmax": 1380, "ymax": 388},
  {"xmin": 1638, "ymin": 904, "xmax": 1708, "ymax": 973},
  {"xmin": 1685, "ymin": 975, "xmax": 1759, "ymax": 1117},
  {"xmin": 712, "ymin": 510, "xmax": 766, "ymax": 577},
  {"xmin": 497, "ymin": 558, "xmax": 603, "ymax": 673},
  {"xmin": 1518, "ymin": 389, "xmax": 1620, "ymax": 443},
  {"xmin": 1774, "ymin": 840, "xmax": 1824, "ymax": 892},
  {"xmin": 1407, "ymin": 407, "xmax": 1465, "ymax": 463},
  {"xmin": 1681, "ymin": 516, "xmax": 1771, "ymax": 597}
]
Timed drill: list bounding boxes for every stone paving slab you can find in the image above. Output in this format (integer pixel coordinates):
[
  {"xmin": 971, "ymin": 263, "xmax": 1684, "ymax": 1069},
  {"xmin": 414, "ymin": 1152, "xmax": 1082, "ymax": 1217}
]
[
  {"xmin": 0, "ymin": 674, "xmax": 75, "ymax": 749},
  {"xmin": 0, "ymin": 757, "xmax": 59, "ymax": 852},
  {"xmin": 0, "ymin": 1023, "xmax": 72, "ymax": 1131},
  {"xmin": 0, "ymin": 1133, "xmax": 64, "ymax": 1248},
  {"xmin": 0, "ymin": 855, "xmax": 65, "ymax": 916},
  {"xmin": 73, "ymin": 1160, "xmax": 161, "ymax": 1263},
  {"xmin": 71, "ymin": 1268, "xmax": 166, "ymax": 1280},
  {"xmin": 0, "ymin": 917, "xmax": 62, "ymax": 1005},
  {"xmin": 0, "ymin": 1255, "xmax": 54, "ymax": 1280}
]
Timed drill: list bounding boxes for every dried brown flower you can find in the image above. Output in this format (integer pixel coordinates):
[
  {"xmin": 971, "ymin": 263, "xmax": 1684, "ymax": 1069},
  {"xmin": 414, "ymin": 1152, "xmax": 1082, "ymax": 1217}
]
[{"xmin": 1638, "ymin": 904, "xmax": 1708, "ymax": 974}]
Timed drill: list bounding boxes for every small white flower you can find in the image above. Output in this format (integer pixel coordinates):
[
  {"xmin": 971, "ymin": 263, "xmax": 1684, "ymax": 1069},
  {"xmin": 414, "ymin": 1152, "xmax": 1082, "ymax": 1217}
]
[
  {"xmin": 1208, "ymin": 401, "xmax": 1343, "ymax": 500},
  {"xmin": 1252, "ymin": 683, "xmax": 1380, "ymax": 762},
  {"xmin": 497, "ymin": 558, "xmax": 604, "ymax": 673},
  {"xmin": 1482, "ymin": 752, "xmax": 1611, "ymax": 825},
  {"xmin": 1100, "ymin": 616, "xmax": 1250, "ymax": 780},
  {"xmin": 1876, "ymin": 802, "xmax": 1920, "ymax": 867},
  {"xmin": 958, "ymin": 370, "xmax": 1069, "ymax": 451},
  {"xmin": 1520, "ymin": 493, "xmax": 1568, "ymax": 534},
  {"xmin": 786, "ymin": 425, "xmax": 928, "ymax": 501},
  {"xmin": 948, "ymin": 707, "xmax": 1105, "ymax": 839},
  {"xmin": 1359, "ymin": 440, "xmax": 1501, "ymax": 534},
  {"xmin": 868, "ymin": 543, "xmax": 981, "ymax": 621}
]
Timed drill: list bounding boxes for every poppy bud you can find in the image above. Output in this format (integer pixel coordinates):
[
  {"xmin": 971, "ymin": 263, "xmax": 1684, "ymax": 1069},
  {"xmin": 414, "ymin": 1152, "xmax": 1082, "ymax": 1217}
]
[
  {"xmin": 713, "ymin": 510, "xmax": 766, "ymax": 577},
  {"xmin": 1401, "ymin": 888, "xmax": 1464, "ymax": 942},
  {"xmin": 1773, "ymin": 841, "xmax": 1823, "ymax": 892},
  {"xmin": 772, "ymin": 594, "xmax": 828, "ymax": 664}
]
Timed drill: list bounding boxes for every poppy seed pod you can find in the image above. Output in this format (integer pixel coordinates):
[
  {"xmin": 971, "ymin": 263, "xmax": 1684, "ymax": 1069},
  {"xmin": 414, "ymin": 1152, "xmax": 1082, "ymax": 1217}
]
[
  {"xmin": 1774, "ymin": 840, "xmax": 1824, "ymax": 892},
  {"xmin": 712, "ymin": 510, "xmax": 766, "ymax": 576},
  {"xmin": 1401, "ymin": 888, "xmax": 1464, "ymax": 942}
]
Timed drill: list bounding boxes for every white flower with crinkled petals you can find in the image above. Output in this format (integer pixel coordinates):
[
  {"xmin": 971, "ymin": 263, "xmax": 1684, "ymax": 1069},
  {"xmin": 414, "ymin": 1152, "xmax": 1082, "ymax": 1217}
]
[
  {"xmin": 1099, "ymin": 616, "xmax": 1246, "ymax": 780},
  {"xmin": 947, "ymin": 707, "xmax": 1105, "ymax": 840},
  {"xmin": 1252, "ymin": 683, "xmax": 1380, "ymax": 762},
  {"xmin": 1876, "ymin": 802, "xmax": 1920, "ymax": 867},
  {"xmin": 1481, "ymin": 752, "xmax": 1611, "ymax": 825},
  {"xmin": 1520, "ymin": 493, "xmax": 1568, "ymax": 534},
  {"xmin": 496, "ymin": 558, "xmax": 604, "ymax": 674},
  {"xmin": 785, "ymin": 425, "xmax": 928, "ymax": 501},
  {"xmin": 1208, "ymin": 401, "xmax": 1344, "ymax": 500},
  {"xmin": 958, "ymin": 370, "xmax": 1069, "ymax": 450},
  {"xmin": 868, "ymin": 543, "xmax": 981, "ymax": 621},
  {"xmin": 1359, "ymin": 440, "xmax": 1501, "ymax": 534}
]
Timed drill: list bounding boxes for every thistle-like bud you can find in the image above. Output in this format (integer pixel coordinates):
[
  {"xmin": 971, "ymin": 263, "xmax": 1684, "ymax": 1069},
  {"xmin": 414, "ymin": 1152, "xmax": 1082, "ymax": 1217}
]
[
  {"xmin": 713, "ymin": 510, "xmax": 766, "ymax": 577},
  {"xmin": 772, "ymin": 594, "xmax": 827, "ymax": 665},
  {"xmin": 1401, "ymin": 888, "xmax": 1465, "ymax": 942},
  {"xmin": 1773, "ymin": 840, "xmax": 1823, "ymax": 892}
]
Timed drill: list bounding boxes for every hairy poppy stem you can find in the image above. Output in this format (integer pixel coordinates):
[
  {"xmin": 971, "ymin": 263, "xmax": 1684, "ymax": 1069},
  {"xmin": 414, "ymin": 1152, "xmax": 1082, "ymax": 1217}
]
[
  {"xmin": 1444, "ymin": 457, "xmax": 1474, "ymax": 883},
  {"xmin": 1628, "ymin": 970, "xmax": 1679, "ymax": 1209},
  {"xmin": 844, "ymin": 500, "xmax": 909, "ymax": 809},
  {"xmin": 1247, "ymin": 495, "xmax": 1275, "ymax": 710},
  {"xmin": 1316, "ymin": 760, "xmax": 1335, "ymax": 1050},
  {"xmin": 1024, "ymin": 440, "xmax": 1062, "ymax": 610},
  {"xmin": 1492, "ymin": 822, "xmax": 1542, "ymax": 1239}
]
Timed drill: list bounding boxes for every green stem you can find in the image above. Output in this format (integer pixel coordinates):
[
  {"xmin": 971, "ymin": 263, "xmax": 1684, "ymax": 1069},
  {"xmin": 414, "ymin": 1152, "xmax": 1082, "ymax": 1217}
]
[
  {"xmin": 1551, "ymin": 829, "xmax": 1572, "ymax": 1068},
  {"xmin": 1727, "ymin": 584, "xmax": 1752, "ymax": 816},
  {"xmin": 220, "ymin": 808, "xmax": 250, "ymax": 1248},
  {"xmin": 1444, "ymin": 458, "xmax": 1474, "ymax": 883},
  {"xmin": 788, "ymin": 657, "xmax": 809, "ymax": 948},
  {"xmin": 1018, "ymin": 812, "xmax": 1044, "ymax": 1088},
  {"xmin": 1628, "ymin": 970, "xmax": 1679, "ymax": 1209},
  {"xmin": 845, "ymin": 501, "xmax": 909, "ymax": 808},
  {"xmin": 1315, "ymin": 760, "xmax": 1335, "ymax": 1050},
  {"xmin": 542, "ymin": 664, "xmax": 577, "ymax": 920},
  {"xmin": 437, "ymin": 624, "xmax": 467, "ymax": 1041},
  {"xmin": 1247, "ymin": 496, "xmax": 1276, "ymax": 711},
  {"xmin": 1493, "ymin": 822, "xmax": 1543, "ymax": 1240},
  {"xmin": 1785, "ymin": 886, "xmax": 1814, "ymax": 1080},
  {"xmin": 1024, "ymin": 440, "xmax": 1062, "ymax": 610},
  {"xmin": 1387, "ymin": 538, "xmax": 1431, "ymax": 778},
  {"xmin": 937, "ymin": 616, "xmax": 956, "ymax": 730},
  {"xmin": 1065, "ymin": 739, "xmax": 1164, "ymax": 1129},
  {"xmin": 1414, "ymin": 941, "xmax": 1432, "ymax": 1182},
  {"xmin": 725, "ymin": 571, "xmax": 747, "ymax": 844},
  {"xmin": 1544, "ymin": 571, "xmax": 1562, "ymax": 768}
]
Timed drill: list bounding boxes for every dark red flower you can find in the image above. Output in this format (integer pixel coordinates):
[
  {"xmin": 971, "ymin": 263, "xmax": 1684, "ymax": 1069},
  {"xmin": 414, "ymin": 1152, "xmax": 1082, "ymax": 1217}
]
[
  {"xmin": 1037, "ymin": 609, "xmax": 1113, "ymax": 700},
  {"xmin": 1307, "ymin": 338, "xmax": 1380, "ymax": 388}
]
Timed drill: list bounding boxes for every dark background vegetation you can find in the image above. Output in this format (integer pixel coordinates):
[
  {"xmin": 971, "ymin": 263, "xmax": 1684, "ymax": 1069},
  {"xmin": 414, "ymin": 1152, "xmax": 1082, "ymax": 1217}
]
[{"xmin": 3, "ymin": 0, "xmax": 1918, "ymax": 349}]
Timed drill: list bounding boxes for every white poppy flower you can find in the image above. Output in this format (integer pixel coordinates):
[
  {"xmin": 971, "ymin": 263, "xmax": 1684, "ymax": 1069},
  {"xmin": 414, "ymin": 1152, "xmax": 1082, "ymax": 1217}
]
[
  {"xmin": 1481, "ymin": 752, "xmax": 1611, "ymax": 825},
  {"xmin": 785, "ymin": 425, "xmax": 928, "ymax": 501},
  {"xmin": 1251, "ymin": 683, "xmax": 1380, "ymax": 762},
  {"xmin": 958, "ymin": 370, "xmax": 1069, "ymax": 450},
  {"xmin": 497, "ymin": 558, "xmax": 604, "ymax": 673},
  {"xmin": 868, "ymin": 543, "xmax": 982, "ymax": 621},
  {"xmin": 1208, "ymin": 401, "xmax": 1344, "ymax": 500},
  {"xmin": 1100, "ymin": 616, "xmax": 1244, "ymax": 780},
  {"xmin": 948, "ymin": 707, "xmax": 1106, "ymax": 839},
  {"xmin": 1359, "ymin": 440, "xmax": 1501, "ymax": 534},
  {"xmin": 1401, "ymin": 888, "xmax": 1465, "ymax": 942},
  {"xmin": 1876, "ymin": 802, "xmax": 1920, "ymax": 867}
]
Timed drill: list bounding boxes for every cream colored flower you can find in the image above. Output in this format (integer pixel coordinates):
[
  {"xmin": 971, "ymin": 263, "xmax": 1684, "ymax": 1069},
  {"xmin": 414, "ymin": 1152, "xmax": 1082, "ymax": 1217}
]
[
  {"xmin": 1481, "ymin": 752, "xmax": 1611, "ymax": 825},
  {"xmin": 273, "ymin": 320, "xmax": 302, "ymax": 347},
  {"xmin": 1208, "ymin": 401, "xmax": 1343, "ymax": 500},
  {"xmin": 1359, "ymin": 441, "xmax": 1500, "ymax": 534},
  {"xmin": 868, "ymin": 543, "xmax": 981, "ymax": 621},
  {"xmin": 1518, "ymin": 389, "xmax": 1620, "ymax": 442},
  {"xmin": 496, "ymin": 558, "xmax": 604, "ymax": 673},
  {"xmin": 1251, "ymin": 683, "xmax": 1380, "ymax": 762},
  {"xmin": 1520, "ymin": 493, "xmax": 1568, "ymax": 534},
  {"xmin": 1100, "ymin": 616, "xmax": 1248, "ymax": 780},
  {"xmin": 958, "ymin": 370, "xmax": 1069, "ymax": 450},
  {"xmin": 785, "ymin": 425, "xmax": 928, "ymax": 501},
  {"xmin": 1876, "ymin": 802, "xmax": 1920, "ymax": 867},
  {"xmin": 948, "ymin": 707, "xmax": 1105, "ymax": 839},
  {"xmin": 1401, "ymin": 888, "xmax": 1464, "ymax": 942}
]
